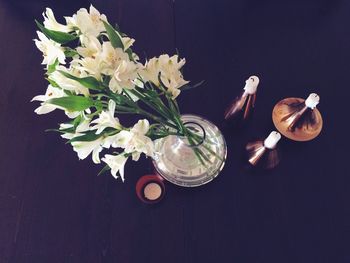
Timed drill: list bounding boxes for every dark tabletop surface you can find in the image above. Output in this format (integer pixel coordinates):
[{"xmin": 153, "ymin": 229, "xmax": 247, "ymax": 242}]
[{"xmin": 0, "ymin": 0, "xmax": 348, "ymax": 262}]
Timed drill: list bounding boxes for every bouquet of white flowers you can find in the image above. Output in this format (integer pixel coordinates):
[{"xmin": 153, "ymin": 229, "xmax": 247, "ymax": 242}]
[{"xmin": 32, "ymin": 5, "xmax": 206, "ymax": 181}]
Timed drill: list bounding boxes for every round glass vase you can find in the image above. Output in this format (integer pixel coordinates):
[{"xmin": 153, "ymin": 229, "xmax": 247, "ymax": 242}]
[{"xmin": 152, "ymin": 114, "xmax": 227, "ymax": 187}]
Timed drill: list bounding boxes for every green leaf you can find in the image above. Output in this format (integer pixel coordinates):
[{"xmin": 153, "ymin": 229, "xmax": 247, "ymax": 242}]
[
  {"xmin": 102, "ymin": 75, "xmax": 111, "ymax": 86},
  {"xmin": 98, "ymin": 165, "xmax": 111, "ymax": 176},
  {"xmin": 47, "ymin": 59, "xmax": 59, "ymax": 74},
  {"xmin": 49, "ymin": 115, "xmax": 83, "ymax": 134},
  {"xmin": 47, "ymin": 96, "xmax": 95, "ymax": 112},
  {"xmin": 64, "ymin": 90, "xmax": 74, "ymax": 96},
  {"xmin": 64, "ymin": 48, "xmax": 79, "ymax": 57},
  {"xmin": 46, "ymin": 78, "xmax": 59, "ymax": 87},
  {"xmin": 71, "ymin": 114, "xmax": 83, "ymax": 129},
  {"xmin": 108, "ymin": 92, "xmax": 130, "ymax": 105},
  {"xmin": 125, "ymin": 48, "xmax": 134, "ymax": 61},
  {"xmin": 102, "ymin": 20, "xmax": 124, "ymax": 49},
  {"xmin": 180, "ymin": 80, "xmax": 205, "ymax": 91},
  {"xmin": 68, "ymin": 130, "xmax": 102, "ymax": 143},
  {"xmin": 68, "ymin": 127, "xmax": 118, "ymax": 143},
  {"xmin": 58, "ymin": 70, "xmax": 102, "ymax": 91},
  {"xmin": 142, "ymin": 88, "xmax": 161, "ymax": 99},
  {"xmin": 45, "ymin": 128, "xmax": 65, "ymax": 133},
  {"xmin": 35, "ymin": 20, "xmax": 77, "ymax": 44}
]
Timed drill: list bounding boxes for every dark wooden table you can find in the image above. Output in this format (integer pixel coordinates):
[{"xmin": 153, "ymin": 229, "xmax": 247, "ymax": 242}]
[{"xmin": 0, "ymin": 0, "xmax": 348, "ymax": 262}]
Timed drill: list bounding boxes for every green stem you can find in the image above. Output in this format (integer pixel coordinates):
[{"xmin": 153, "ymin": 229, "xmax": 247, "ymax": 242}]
[
  {"xmin": 130, "ymin": 89, "xmax": 174, "ymax": 121},
  {"xmin": 137, "ymin": 109, "xmax": 178, "ymax": 130},
  {"xmin": 187, "ymin": 131, "xmax": 225, "ymax": 162}
]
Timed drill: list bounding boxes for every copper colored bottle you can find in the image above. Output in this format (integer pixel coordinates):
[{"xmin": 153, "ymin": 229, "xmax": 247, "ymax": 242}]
[
  {"xmin": 246, "ymin": 131, "xmax": 281, "ymax": 169},
  {"xmin": 224, "ymin": 75, "xmax": 259, "ymax": 122},
  {"xmin": 272, "ymin": 93, "xmax": 322, "ymax": 141}
]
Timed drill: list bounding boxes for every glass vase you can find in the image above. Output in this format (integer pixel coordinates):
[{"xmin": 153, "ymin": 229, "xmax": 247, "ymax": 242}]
[{"xmin": 153, "ymin": 114, "xmax": 227, "ymax": 187}]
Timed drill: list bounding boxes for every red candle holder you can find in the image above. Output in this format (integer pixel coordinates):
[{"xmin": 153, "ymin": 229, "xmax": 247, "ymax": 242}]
[{"xmin": 136, "ymin": 174, "xmax": 165, "ymax": 204}]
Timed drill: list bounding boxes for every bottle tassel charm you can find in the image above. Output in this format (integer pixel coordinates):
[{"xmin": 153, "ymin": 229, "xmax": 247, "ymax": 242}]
[
  {"xmin": 224, "ymin": 75, "xmax": 259, "ymax": 122},
  {"xmin": 246, "ymin": 131, "xmax": 281, "ymax": 169},
  {"xmin": 272, "ymin": 93, "xmax": 323, "ymax": 141}
]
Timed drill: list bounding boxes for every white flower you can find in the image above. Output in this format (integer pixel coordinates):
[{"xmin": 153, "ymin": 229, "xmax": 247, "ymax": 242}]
[
  {"xmin": 61, "ymin": 118, "xmax": 104, "ymax": 164},
  {"xmin": 61, "ymin": 118, "xmax": 90, "ymax": 140},
  {"xmin": 112, "ymin": 119, "xmax": 154, "ymax": 158},
  {"xmin": 73, "ymin": 56, "xmax": 104, "ymax": 80},
  {"xmin": 59, "ymin": 123, "xmax": 74, "ymax": 131},
  {"xmin": 42, "ymin": 8, "xmax": 71, "ymax": 32},
  {"xmin": 49, "ymin": 66, "xmax": 89, "ymax": 96},
  {"xmin": 90, "ymin": 100, "xmax": 122, "ymax": 134},
  {"xmin": 65, "ymin": 111, "xmax": 81, "ymax": 119},
  {"xmin": 102, "ymin": 154, "xmax": 129, "ymax": 181},
  {"xmin": 76, "ymin": 35, "xmax": 102, "ymax": 58},
  {"xmin": 32, "ymin": 85, "xmax": 65, "ymax": 114},
  {"xmin": 66, "ymin": 5, "xmax": 107, "ymax": 38},
  {"xmin": 100, "ymin": 42, "xmax": 129, "ymax": 75},
  {"xmin": 73, "ymin": 36, "xmax": 104, "ymax": 79},
  {"xmin": 129, "ymin": 120, "xmax": 154, "ymax": 158},
  {"xmin": 108, "ymin": 60, "xmax": 139, "ymax": 93},
  {"xmin": 131, "ymin": 119, "xmax": 151, "ymax": 135},
  {"xmin": 32, "ymin": 85, "xmax": 80, "ymax": 118},
  {"xmin": 34, "ymin": 31, "xmax": 66, "ymax": 66},
  {"xmin": 109, "ymin": 130, "xmax": 132, "ymax": 148},
  {"xmin": 141, "ymin": 54, "xmax": 189, "ymax": 98},
  {"xmin": 121, "ymin": 37, "xmax": 135, "ymax": 51},
  {"xmin": 72, "ymin": 139, "xmax": 104, "ymax": 164}
]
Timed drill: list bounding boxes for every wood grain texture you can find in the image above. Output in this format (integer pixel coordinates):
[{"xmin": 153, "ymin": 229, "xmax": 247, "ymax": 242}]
[{"xmin": 0, "ymin": 0, "xmax": 348, "ymax": 262}]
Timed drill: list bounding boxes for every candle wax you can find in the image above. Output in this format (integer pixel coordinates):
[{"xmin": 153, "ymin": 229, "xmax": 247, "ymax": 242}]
[{"xmin": 144, "ymin": 183, "xmax": 162, "ymax": 201}]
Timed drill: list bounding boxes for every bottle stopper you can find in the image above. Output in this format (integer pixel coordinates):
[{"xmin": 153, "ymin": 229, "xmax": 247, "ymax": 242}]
[
  {"xmin": 264, "ymin": 131, "xmax": 282, "ymax": 149},
  {"xmin": 224, "ymin": 75, "xmax": 260, "ymax": 121},
  {"xmin": 305, "ymin": 93, "xmax": 320, "ymax": 109},
  {"xmin": 246, "ymin": 131, "xmax": 281, "ymax": 169},
  {"xmin": 272, "ymin": 93, "xmax": 323, "ymax": 141},
  {"xmin": 243, "ymin": 76, "xmax": 260, "ymax": 95}
]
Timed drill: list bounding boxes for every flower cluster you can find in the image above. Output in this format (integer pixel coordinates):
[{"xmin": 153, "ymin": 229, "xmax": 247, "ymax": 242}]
[{"xmin": 33, "ymin": 5, "xmax": 191, "ymax": 181}]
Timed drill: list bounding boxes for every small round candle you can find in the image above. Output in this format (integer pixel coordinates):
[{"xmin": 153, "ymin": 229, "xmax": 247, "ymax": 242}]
[
  {"xmin": 136, "ymin": 174, "xmax": 165, "ymax": 204},
  {"xmin": 144, "ymin": 182, "xmax": 162, "ymax": 201}
]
